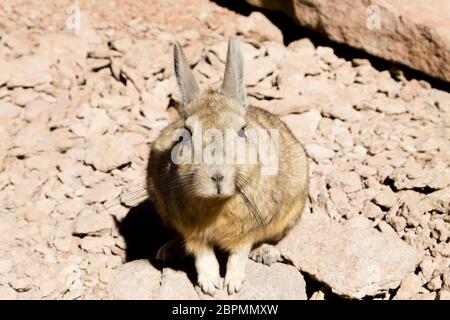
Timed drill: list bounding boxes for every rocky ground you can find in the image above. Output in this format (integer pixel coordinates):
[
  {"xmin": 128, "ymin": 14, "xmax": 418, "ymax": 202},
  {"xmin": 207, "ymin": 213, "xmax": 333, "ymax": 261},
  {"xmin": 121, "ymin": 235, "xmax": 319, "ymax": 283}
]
[{"xmin": 0, "ymin": 0, "xmax": 449, "ymax": 300}]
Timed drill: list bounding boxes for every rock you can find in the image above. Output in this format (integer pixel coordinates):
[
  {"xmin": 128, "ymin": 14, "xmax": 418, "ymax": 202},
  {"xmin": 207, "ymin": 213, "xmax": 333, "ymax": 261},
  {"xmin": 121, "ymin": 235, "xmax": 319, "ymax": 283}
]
[
  {"xmin": 9, "ymin": 277, "xmax": 32, "ymax": 292},
  {"xmin": 73, "ymin": 210, "xmax": 113, "ymax": 237},
  {"xmin": 287, "ymin": 38, "xmax": 315, "ymax": 55},
  {"xmin": 53, "ymin": 237, "xmax": 73, "ymax": 252},
  {"xmin": 282, "ymin": 110, "xmax": 322, "ymax": 144},
  {"xmin": 426, "ymin": 276, "xmax": 442, "ymax": 291},
  {"xmin": 419, "ymin": 257, "xmax": 437, "ymax": 282},
  {"xmin": 439, "ymin": 291, "xmax": 450, "ymax": 300},
  {"xmin": 331, "ymin": 171, "xmax": 362, "ymax": 193},
  {"xmin": 107, "ymin": 260, "xmax": 161, "ymax": 299},
  {"xmin": 79, "ymin": 236, "xmax": 115, "ymax": 254},
  {"xmin": 24, "ymin": 98, "xmax": 51, "ymax": 122},
  {"xmin": 305, "ymin": 144, "xmax": 335, "ymax": 161},
  {"xmin": 237, "ymin": 12, "xmax": 283, "ymax": 43},
  {"xmin": 155, "ymin": 268, "xmax": 199, "ymax": 300},
  {"xmin": 373, "ymin": 189, "xmax": 398, "ymax": 209},
  {"xmin": 0, "ymin": 259, "xmax": 12, "ymax": 275},
  {"xmin": 0, "ymin": 62, "xmax": 9, "ymax": 86},
  {"xmin": 84, "ymin": 108, "xmax": 113, "ymax": 137},
  {"xmin": 246, "ymin": 0, "xmax": 450, "ymax": 82},
  {"xmin": 310, "ymin": 287, "xmax": 327, "ymax": 300},
  {"xmin": 393, "ymin": 273, "xmax": 424, "ymax": 299},
  {"xmin": 13, "ymin": 122, "xmax": 51, "ymax": 150},
  {"xmin": 84, "ymin": 134, "xmax": 134, "ymax": 172},
  {"xmin": 97, "ymin": 95, "xmax": 133, "ymax": 110},
  {"xmin": 426, "ymin": 188, "xmax": 450, "ymax": 213},
  {"xmin": 0, "ymin": 285, "xmax": 16, "ymax": 300},
  {"xmin": 362, "ymin": 201, "xmax": 384, "ymax": 219},
  {"xmin": 278, "ymin": 214, "xmax": 423, "ymax": 299},
  {"xmin": 85, "ymin": 180, "xmax": 121, "ymax": 204},
  {"xmin": 245, "ymin": 57, "xmax": 276, "ymax": 86},
  {"xmin": 375, "ymin": 99, "xmax": 407, "ymax": 115},
  {"xmin": 200, "ymin": 261, "xmax": 307, "ymax": 300},
  {"xmin": 6, "ymin": 55, "xmax": 52, "ymax": 88},
  {"xmin": 37, "ymin": 33, "xmax": 88, "ymax": 65},
  {"xmin": 345, "ymin": 215, "xmax": 373, "ymax": 229},
  {"xmin": 12, "ymin": 89, "xmax": 39, "ymax": 107},
  {"xmin": 0, "ymin": 101, "xmax": 21, "ymax": 119}
]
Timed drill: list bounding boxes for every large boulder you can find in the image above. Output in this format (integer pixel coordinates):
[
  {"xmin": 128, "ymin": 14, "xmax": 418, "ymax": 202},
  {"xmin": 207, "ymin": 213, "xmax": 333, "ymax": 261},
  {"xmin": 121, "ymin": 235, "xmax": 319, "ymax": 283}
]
[
  {"xmin": 278, "ymin": 214, "xmax": 423, "ymax": 299},
  {"xmin": 246, "ymin": 0, "xmax": 450, "ymax": 82}
]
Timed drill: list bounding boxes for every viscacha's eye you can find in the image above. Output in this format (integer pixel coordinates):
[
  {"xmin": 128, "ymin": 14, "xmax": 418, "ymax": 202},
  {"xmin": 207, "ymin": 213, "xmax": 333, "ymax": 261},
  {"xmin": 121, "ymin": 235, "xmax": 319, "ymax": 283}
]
[{"xmin": 237, "ymin": 126, "xmax": 246, "ymax": 138}]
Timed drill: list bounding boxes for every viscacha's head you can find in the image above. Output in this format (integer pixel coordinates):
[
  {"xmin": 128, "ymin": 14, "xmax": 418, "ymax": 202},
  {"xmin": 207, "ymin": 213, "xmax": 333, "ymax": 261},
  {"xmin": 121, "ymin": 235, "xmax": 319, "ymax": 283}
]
[{"xmin": 169, "ymin": 37, "xmax": 269, "ymax": 199}]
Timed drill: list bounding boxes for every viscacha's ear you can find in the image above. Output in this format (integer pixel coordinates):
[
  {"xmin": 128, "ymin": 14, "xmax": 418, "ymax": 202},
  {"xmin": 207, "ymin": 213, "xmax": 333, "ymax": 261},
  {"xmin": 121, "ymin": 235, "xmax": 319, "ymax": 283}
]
[
  {"xmin": 174, "ymin": 41, "xmax": 200, "ymax": 115},
  {"xmin": 221, "ymin": 37, "xmax": 246, "ymax": 109}
]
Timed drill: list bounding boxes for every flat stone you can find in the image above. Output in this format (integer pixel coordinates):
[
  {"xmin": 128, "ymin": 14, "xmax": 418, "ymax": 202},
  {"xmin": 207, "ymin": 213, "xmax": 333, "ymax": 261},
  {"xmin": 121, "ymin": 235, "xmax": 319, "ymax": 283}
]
[
  {"xmin": 237, "ymin": 12, "xmax": 283, "ymax": 43},
  {"xmin": 6, "ymin": 55, "xmax": 52, "ymax": 88},
  {"xmin": 0, "ymin": 285, "xmax": 16, "ymax": 300},
  {"xmin": 84, "ymin": 134, "xmax": 134, "ymax": 172},
  {"xmin": 373, "ymin": 189, "xmax": 398, "ymax": 208},
  {"xmin": 107, "ymin": 260, "xmax": 161, "ymax": 299},
  {"xmin": 278, "ymin": 213, "xmax": 423, "ymax": 299},
  {"xmin": 245, "ymin": 57, "xmax": 276, "ymax": 86},
  {"xmin": 305, "ymin": 144, "xmax": 335, "ymax": 161},
  {"xmin": 79, "ymin": 236, "xmax": 115, "ymax": 254},
  {"xmin": 85, "ymin": 180, "xmax": 121, "ymax": 204},
  {"xmin": 200, "ymin": 260, "xmax": 307, "ymax": 300},
  {"xmin": 155, "ymin": 268, "xmax": 199, "ymax": 300},
  {"xmin": 72, "ymin": 210, "xmax": 113, "ymax": 237},
  {"xmin": 0, "ymin": 101, "xmax": 22, "ymax": 119},
  {"xmin": 282, "ymin": 110, "xmax": 322, "ymax": 144}
]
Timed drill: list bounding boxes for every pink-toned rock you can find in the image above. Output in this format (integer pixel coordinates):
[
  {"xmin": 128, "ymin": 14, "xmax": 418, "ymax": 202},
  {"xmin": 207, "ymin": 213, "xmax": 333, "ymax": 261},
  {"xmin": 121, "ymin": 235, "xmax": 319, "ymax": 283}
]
[
  {"xmin": 282, "ymin": 110, "xmax": 322, "ymax": 144},
  {"xmin": 79, "ymin": 236, "xmax": 115, "ymax": 254},
  {"xmin": 305, "ymin": 144, "xmax": 335, "ymax": 161},
  {"xmin": 107, "ymin": 260, "xmax": 161, "ymax": 300},
  {"xmin": 84, "ymin": 134, "xmax": 134, "ymax": 172},
  {"xmin": 245, "ymin": 57, "xmax": 277, "ymax": 86},
  {"xmin": 0, "ymin": 285, "xmax": 16, "ymax": 300},
  {"xmin": 393, "ymin": 272, "xmax": 424, "ymax": 300},
  {"xmin": 237, "ymin": 12, "xmax": 283, "ymax": 43},
  {"xmin": 73, "ymin": 210, "xmax": 113, "ymax": 237},
  {"xmin": 200, "ymin": 261, "xmax": 307, "ymax": 300},
  {"xmin": 85, "ymin": 180, "xmax": 121, "ymax": 204},
  {"xmin": 0, "ymin": 101, "xmax": 21, "ymax": 119},
  {"xmin": 6, "ymin": 55, "xmax": 52, "ymax": 88},
  {"xmin": 278, "ymin": 213, "xmax": 423, "ymax": 299},
  {"xmin": 155, "ymin": 268, "xmax": 199, "ymax": 300},
  {"xmin": 373, "ymin": 189, "xmax": 398, "ymax": 209},
  {"xmin": 246, "ymin": 0, "xmax": 450, "ymax": 82}
]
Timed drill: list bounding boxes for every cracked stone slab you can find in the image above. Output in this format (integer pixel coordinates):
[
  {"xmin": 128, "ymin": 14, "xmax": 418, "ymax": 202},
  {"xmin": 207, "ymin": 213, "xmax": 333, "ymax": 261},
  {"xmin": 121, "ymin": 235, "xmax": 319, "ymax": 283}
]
[
  {"xmin": 198, "ymin": 260, "xmax": 307, "ymax": 300},
  {"xmin": 278, "ymin": 214, "xmax": 423, "ymax": 299},
  {"xmin": 106, "ymin": 260, "xmax": 161, "ymax": 299},
  {"xmin": 106, "ymin": 259, "xmax": 306, "ymax": 300},
  {"xmin": 155, "ymin": 268, "xmax": 199, "ymax": 300}
]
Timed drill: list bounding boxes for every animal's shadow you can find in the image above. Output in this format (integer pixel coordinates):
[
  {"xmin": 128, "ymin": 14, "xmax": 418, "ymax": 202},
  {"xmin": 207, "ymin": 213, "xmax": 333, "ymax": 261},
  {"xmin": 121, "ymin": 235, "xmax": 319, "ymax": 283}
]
[{"xmin": 115, "ymin": 199, "xmax": 229, "ymax": 286}]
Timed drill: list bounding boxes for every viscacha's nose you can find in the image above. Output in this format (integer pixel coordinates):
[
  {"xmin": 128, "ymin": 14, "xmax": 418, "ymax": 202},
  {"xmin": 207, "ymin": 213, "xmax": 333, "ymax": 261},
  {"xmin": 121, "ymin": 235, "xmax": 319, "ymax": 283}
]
[{"xmin": 210, "ymin": 173, "xmax": 224, "ymax": 183}]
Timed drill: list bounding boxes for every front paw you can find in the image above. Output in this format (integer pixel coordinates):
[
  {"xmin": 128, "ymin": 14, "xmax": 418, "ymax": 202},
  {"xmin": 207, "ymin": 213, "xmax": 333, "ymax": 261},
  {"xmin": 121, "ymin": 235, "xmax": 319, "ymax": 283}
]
[
  {"xmin": 198, "ymin": 270, "xmax": 221, "ymax": 296},
  {"xmin": 224, "ymin": 269, "xmax": 246, "ymax": 295}
]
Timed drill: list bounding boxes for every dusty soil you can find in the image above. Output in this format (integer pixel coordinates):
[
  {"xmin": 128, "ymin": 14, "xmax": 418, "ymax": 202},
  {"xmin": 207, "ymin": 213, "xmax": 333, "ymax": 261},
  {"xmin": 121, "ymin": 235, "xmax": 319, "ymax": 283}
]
[{"xmin": 0, "ymin": 0, "xmax": 449, "ymax": 299}]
